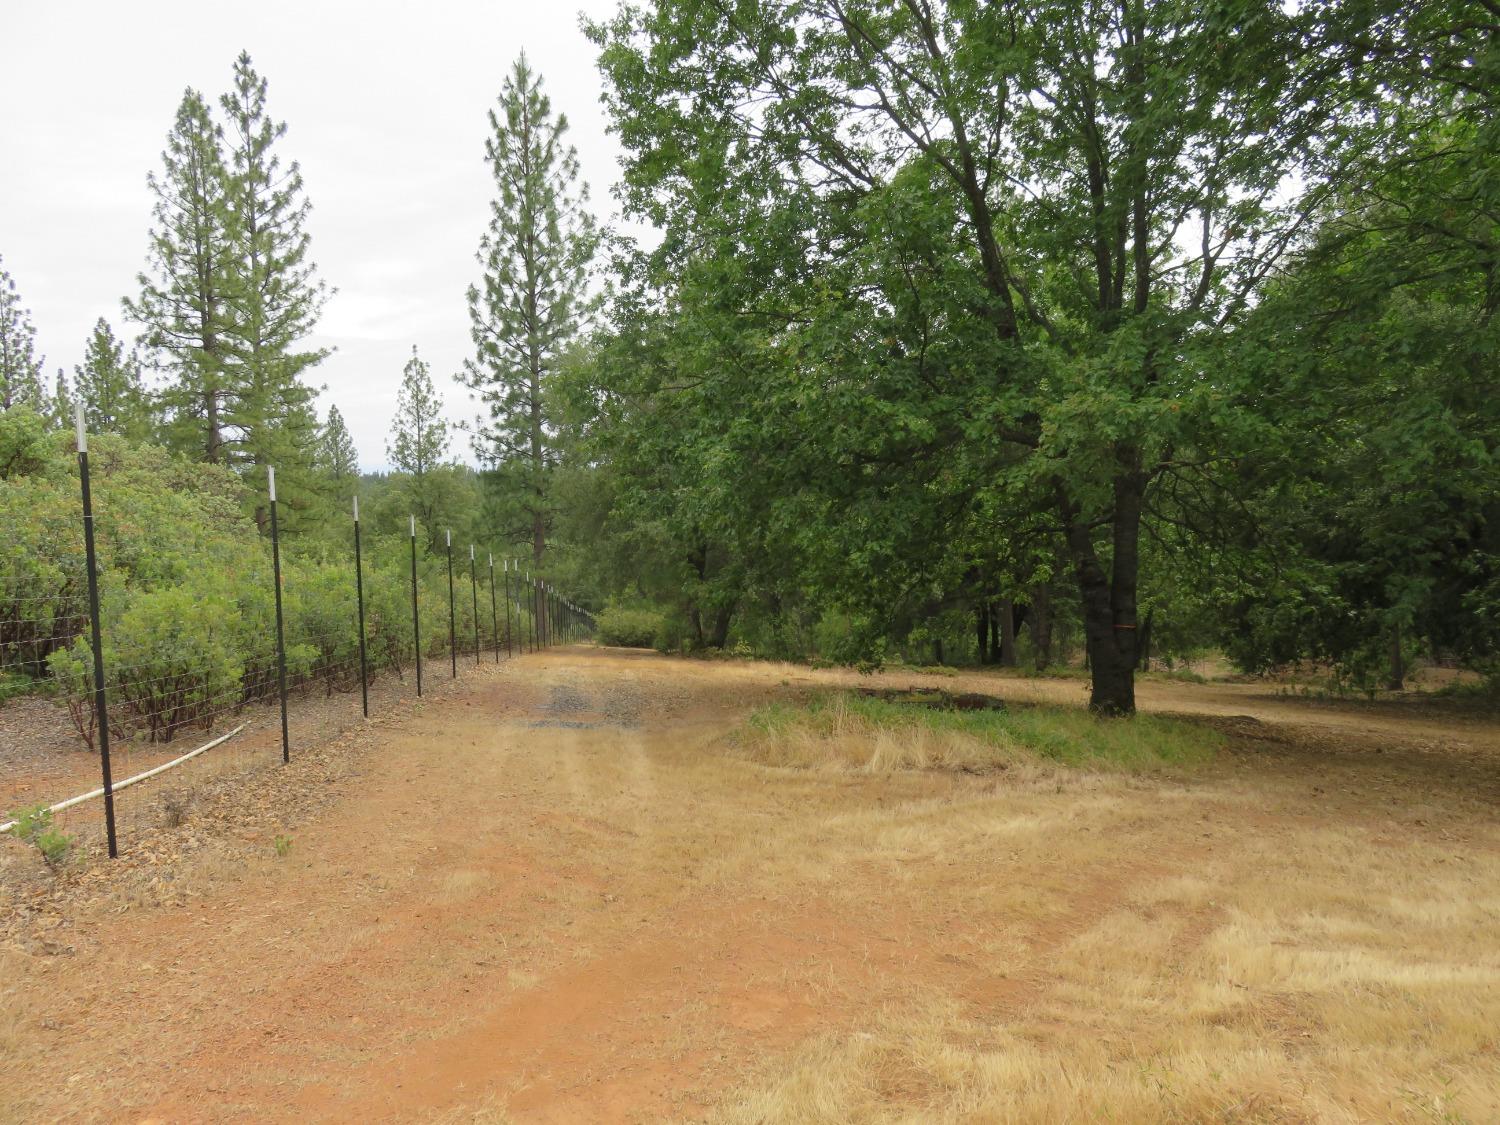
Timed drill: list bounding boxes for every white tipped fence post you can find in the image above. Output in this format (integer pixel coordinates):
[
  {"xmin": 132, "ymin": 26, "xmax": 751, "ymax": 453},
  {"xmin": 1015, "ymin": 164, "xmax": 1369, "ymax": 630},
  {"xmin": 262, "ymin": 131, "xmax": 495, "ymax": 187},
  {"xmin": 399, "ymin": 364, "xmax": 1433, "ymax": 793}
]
[
  {"xmin": 75, "ymin": 406, "xmax": 119, "ymax": 857},
  {"xmin": 503, "ymin": 559, "xmax": 513, "ymax": 658},
  {"xmin": 488, "ymin": 553, "xmax": 500, "ymax": 664},
  {"xmin": 469, "ymin": 544, "xmax": 481, "ymax": 667},
  {"xmin": 409, "ymin": 515, "xmax": 422, "ymax": 697},
  {"xmin": 269, "ymin": 466, "xmax": 290, "ymax": 763},
  {"xmin": 446, "ymin": 529, "xmax": 457, "ymax": 678},
  {"xmin": 353, "ymin": 494, "xmax": 369, "ymax": 718}
]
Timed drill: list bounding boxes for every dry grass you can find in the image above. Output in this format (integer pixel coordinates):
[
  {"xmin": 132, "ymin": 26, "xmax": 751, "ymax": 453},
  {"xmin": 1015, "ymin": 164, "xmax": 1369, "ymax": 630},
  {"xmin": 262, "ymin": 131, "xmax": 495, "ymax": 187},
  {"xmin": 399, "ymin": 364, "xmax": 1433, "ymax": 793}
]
[
  {"xmin": 732, "ymin": 691, "xmax": 1222, "ymax": 774},
  {"xmin": 703, "ymin": 825, "xmax": 1500, "ymax": 1122}
]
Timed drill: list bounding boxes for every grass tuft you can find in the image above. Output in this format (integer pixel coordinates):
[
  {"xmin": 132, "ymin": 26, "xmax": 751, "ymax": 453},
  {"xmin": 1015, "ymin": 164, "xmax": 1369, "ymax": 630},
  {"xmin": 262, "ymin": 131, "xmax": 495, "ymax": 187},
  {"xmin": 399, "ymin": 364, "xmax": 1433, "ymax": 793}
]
[{"xmin": 734, "ymin": 692, "xmax": 1220, "ymax": 773}]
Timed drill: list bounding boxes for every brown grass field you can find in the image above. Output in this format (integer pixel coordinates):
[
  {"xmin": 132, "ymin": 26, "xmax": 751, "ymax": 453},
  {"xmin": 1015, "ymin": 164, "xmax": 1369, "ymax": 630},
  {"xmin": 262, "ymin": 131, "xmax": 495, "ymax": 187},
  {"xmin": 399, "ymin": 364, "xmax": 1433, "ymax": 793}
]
[{"xmin": 2, "ymin": 646, "xmax": 1499, "ymax": 1122}]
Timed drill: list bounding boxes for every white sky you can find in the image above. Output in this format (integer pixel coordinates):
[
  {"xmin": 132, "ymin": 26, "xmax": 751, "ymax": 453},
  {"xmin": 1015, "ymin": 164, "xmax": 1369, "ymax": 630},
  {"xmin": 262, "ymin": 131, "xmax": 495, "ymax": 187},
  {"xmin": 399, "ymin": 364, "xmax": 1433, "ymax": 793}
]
[{"xmin": 0, "ymin": 0, "xmax": 634, "ymax": 470}]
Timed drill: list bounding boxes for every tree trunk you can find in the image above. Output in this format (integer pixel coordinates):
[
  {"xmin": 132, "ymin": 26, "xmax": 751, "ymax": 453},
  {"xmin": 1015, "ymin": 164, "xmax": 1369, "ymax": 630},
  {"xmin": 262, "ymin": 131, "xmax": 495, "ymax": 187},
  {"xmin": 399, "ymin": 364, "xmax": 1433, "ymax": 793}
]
[
  {"xmin": 1387, "ymin": 623, "xmax": 1405, "ymax": 691},
  {"xmin": 1058, "ymin": 463, "xmax": 1143, "ymax": 716},
  {"xmin": 997, "ymin": 597, "xmax": 1018, "ymax": 667},
  {"xmin": 1028, "ymin": 584, "xmax": 1052, "ymax": 670},
  {"xmin": 976, "ymin": 603, "xmax": 990, "ymax": 664},
  {"xmin": 1138, "ymin": 608, "xmax": 1154, "ymax": 672},
  {"xmin": 710, "ymin": 606, "xmax": 733, "ymax": 649},
  {"xmin": 933, "ymin": 638, "xmax": 944, "ymax": 666}
]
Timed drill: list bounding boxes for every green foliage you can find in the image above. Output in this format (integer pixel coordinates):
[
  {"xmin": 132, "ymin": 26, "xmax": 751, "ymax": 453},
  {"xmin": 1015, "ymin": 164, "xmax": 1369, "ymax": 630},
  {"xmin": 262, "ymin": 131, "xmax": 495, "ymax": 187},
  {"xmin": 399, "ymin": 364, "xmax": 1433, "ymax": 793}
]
[
  {"xmin": 0, "ymin": 671, "xmax": 36, "ymax": 704},
  {"xmin": 460, "ymin": 54, "xmax": 598, "ymax": 561},
  {"xmin": 7, "ymin": 803, "xmax": 73, "ymax": 867},
  {"xmin": 74, "ymin": 317, "xmax": 151, "ymax": 440},
  {"xmin": 0, "ymin": 405, "xmax": 51, "ymax": 480},
  {"xmin": 273, "ymin": 833, "xmax": 292, "ymax": 857},
  {"xmin": 127, "ymin": 57, "xmax": 330, "ymax": 531},
  {"xmin": 1, "ymin": 253, "xmax": 45, "ymax": 412},
  {"xmin": 3, "ymin": 433, "xmax": 522, "ymax": 744},
  {"xmin": 219, "ymin": 50, "xmax": 329, "ymax": 519},
  {"xmin": 318, "ymin": 406, "xmax": 359, "ymax": 503},
  {"xmin": 595, "ymin": 605, "xmax": 663, "ymax": 648},
  {"xmin": 107, "ymin": 587, "xmax": 244, "ymax": 741},
  {"xmin": 126, "ymin": 86, "xmax": 236, "ymax": 465}
]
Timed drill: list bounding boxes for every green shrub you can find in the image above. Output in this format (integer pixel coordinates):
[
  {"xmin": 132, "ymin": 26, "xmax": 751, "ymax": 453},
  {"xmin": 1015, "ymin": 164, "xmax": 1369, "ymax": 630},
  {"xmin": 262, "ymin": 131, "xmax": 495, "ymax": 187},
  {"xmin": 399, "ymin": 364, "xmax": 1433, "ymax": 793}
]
[
  {"xmin": 8, "ymin": 802, "xmax": 73, "ymax": 867},
  {"xmin": 597, "ymin": 605, "xmax": 664, "ymax": 648},
  {"xmin": 364, "ymin": 565, "xmax": 416, "ymax": 676},
  {"xmin": 0, "ymin": 671, "xmax": 37, "ymax": 704},
  {"xmin": 0, "ymin": 407, "xmax": 52, "ymax": 480},
  {"xmin": 108, "ymin": 587, "xmax": 245, "ymax": 742},
  {"xmin": 285, "ymin": 560, "xmax": 359, "ymax": 695},
  {"xmin": 653, "ymin": 610, "xmax": 690, "ymax": 654}
]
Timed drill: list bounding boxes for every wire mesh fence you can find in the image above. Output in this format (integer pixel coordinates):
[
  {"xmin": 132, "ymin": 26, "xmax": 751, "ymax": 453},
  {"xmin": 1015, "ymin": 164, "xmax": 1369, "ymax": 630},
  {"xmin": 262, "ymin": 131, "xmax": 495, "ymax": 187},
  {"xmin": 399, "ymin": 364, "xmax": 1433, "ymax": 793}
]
[{"xmin": 1, "ymin": 410, "xmax": 595, "ymax": 862}]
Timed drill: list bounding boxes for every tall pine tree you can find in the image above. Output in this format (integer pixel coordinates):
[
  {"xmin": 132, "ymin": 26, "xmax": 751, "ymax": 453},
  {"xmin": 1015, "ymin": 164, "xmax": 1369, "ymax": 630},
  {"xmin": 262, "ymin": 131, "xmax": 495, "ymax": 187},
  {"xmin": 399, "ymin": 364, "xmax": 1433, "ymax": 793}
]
[
  {"xmin": 460, "ymin": 54, "xmax": 596, "ymax": 565},
  {"xmin": 219, "ymin": 51, "xmax": 329, "ymax": 527},
  {"xmin": 1, "ymin": 254, "xmax": 45, "ymax": 412},
  {"xmin": 389, "ymin": 345, "xmax": 450, "ymax": 547},
  {"xmin": 318, "ymin": 404, "xmax": 359, "ymax": 500},
  {"xmin": 74, "ymin": 317, "xmax": 151, "ymax": 438},
  {"xmin": 125, "ymin": 89, "xmax": 237, "ymax": 462},
  {"xmin": 50, "ymin": 369, "xmax": 72, "ymax": 429}
]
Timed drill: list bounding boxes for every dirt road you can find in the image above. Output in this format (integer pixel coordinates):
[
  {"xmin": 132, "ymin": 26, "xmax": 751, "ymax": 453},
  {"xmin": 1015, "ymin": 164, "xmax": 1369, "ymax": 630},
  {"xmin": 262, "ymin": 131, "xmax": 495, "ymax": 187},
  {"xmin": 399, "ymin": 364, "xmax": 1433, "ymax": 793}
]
[{"xmin": 3, "ymin": 648, "xmax": 1498, "ymax": 1122}]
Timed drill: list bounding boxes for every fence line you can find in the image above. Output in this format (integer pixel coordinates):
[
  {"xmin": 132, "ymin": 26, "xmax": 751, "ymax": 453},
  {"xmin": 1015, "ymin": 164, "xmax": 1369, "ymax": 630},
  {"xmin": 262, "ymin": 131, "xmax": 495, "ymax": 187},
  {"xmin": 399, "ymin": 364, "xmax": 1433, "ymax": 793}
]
[
  {"xmin": 0, "ymin": 724, "xmax": 247, "ymax": 834},
  {"xmin": 3, "ymin": 406, "xmax": 596, "ymax": 860}
]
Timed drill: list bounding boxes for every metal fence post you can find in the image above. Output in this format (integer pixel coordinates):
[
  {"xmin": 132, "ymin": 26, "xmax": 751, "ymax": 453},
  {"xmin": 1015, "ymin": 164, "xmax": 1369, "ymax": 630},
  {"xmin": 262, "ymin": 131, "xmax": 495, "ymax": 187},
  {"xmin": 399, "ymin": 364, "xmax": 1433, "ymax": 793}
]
[
  {"xmin": 488, "ymin": 553, "xmax": 500, "ymax": 664},
  {"xmin": 469, "ymin": 545, "xmax": 480, "ymax": 667},
  {"xmin": 269, "ymin": 467, "xmax": 290, "ymax": 764},
  {"xmin": 446, "ymin": 530, "xmax": 457, "ymax": 678},
  {"xmin": 527, "ymin": 571, "xmax": 536, "ymax": 652},
  {"xmin": 75, "ymin": 407, "xmax": 118, "ymax": 858},
  {"xmin": 354, "ymin": 494, "xmax": 369, "ymax": 718},
  {"xmin": 503, "ymin": 559, "xmax": 512, "ymax": 658},
  {"xmin": 410, "ymin": 515, "xmax": 422, "ymax": 697}
]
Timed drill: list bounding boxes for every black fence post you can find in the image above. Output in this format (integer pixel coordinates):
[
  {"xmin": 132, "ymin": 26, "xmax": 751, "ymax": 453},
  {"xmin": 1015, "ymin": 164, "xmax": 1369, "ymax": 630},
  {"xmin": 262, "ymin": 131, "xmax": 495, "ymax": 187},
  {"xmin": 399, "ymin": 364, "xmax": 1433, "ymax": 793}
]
[
  {"xmin": 269, "ymin": 467, "xmax": 290, "ymax": 764},
  {"xmin": 410, "ymin": 515, "xmax": 422, "ymax": 698},
  {"xmin": 469, "ymin": 545, "xmax": 480, "ymax": 667},
  {"xmin": 354, "ymin": 495, "xmax": 369, "ymax": 718},
  {"xmin": 503, "ymin": 559, "xmax": 513, "ymax": 658},
  {"xmin": 446, "ymin": 530, "xmax": 457, "ymax": 678},
  {"xmin": 75, "ymin": 408, "xmax": 118, "ymax": 858},
  {"xmin": 488, "ymin": 553, "xmax": 500, "ymax": 664},
  {"xmin": 528, "ymin": 572, "xmax": 537, "ymax": 652}
]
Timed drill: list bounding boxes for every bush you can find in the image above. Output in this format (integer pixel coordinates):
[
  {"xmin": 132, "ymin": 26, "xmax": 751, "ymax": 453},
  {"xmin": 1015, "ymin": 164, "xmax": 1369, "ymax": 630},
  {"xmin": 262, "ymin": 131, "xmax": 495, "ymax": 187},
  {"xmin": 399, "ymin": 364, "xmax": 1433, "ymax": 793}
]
[
  {"xmin": 597, "ymin": 605, "xmax": 664, "ymax": 648},
  {"xmin": 364, "ymin": 564, "xmax": 416, "ymax": 676},
  {"xmin": 285, "ymin": 560, "xmax": 359, "ymax": 695},
  {"xmin": 7, "ymin": 803, "xmax": 72, "ymax": 867},
  {"xmin": 652, "ymin": 610, "xmax": 690, "ymax": 654},
  {"xmin": 110, "ymin": 587, "xmax": 245, "ymax": 742}
]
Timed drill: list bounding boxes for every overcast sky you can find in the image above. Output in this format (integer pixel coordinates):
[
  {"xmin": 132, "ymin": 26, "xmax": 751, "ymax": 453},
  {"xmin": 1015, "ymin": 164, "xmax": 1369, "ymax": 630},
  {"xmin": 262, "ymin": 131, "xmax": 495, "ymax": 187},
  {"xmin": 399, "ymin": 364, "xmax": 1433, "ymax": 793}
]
[{"xmin": 0, "ymin": 0, "xmax": 635, "ymax": 471}]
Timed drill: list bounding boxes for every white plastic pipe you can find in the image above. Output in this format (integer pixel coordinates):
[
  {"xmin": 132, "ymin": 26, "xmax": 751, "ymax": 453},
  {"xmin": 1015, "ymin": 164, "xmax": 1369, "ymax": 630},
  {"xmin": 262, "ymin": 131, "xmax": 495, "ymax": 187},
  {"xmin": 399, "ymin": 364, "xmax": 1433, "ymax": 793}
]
[
  {"xmin": 0, "ymin": 724, "xmax": 247, "ymax": 834},
  {"xmin": 268, "ymin": 465, "xmax": 277, "ymax": 502}
]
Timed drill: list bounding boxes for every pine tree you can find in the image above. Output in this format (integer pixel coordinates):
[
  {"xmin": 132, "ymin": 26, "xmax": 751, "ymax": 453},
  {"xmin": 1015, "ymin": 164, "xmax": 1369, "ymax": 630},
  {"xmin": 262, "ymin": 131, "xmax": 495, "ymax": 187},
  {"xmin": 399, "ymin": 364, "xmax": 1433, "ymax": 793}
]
[
  {"xmin": 51, "ymin": 368, "xmax": 73, "ymax": 429},
  {"xmin": 460, "ymin": 54, "xmax": 597, "ymax": 565},
  {"xmin": 318, "ymin": 404, "xmax": 359, "ymax": 497},
  {"xmin": 1, "ymin": 255, "xmax": 45, "ymax": 412},
  {"xmin": 125, "ymin": 89, "xmax": 237, "ymax": 462},
  {"xmin": 219, "ymin": 52, "xmax": 329, "ymax": 522},
  {"xmin": 74, "ymin": 318, "xmax": 151, "ymax": 438},
  {"xmin": 389, "ymin": 345, "xmax": 449, "ymax": 543}
]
